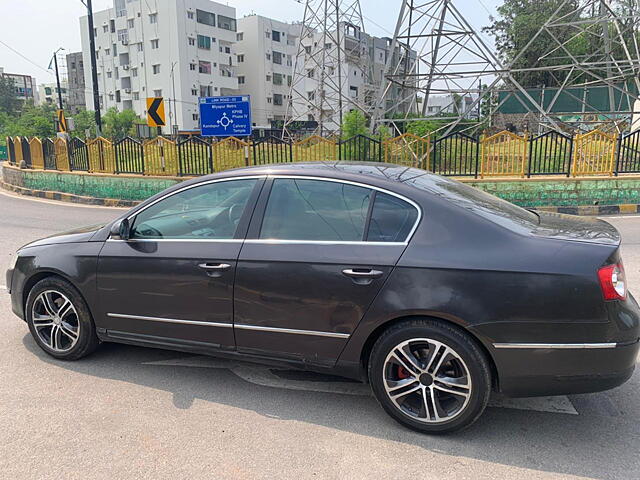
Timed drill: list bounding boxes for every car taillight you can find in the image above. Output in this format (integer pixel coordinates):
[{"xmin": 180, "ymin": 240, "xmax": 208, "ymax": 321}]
[{"xmin": 598, "ymin": 263, "xmax": 626, "ymax": 301}]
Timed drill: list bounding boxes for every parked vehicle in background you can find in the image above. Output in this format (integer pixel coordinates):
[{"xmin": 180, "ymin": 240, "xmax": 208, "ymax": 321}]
[{"xmin": 6, "ymin": 162, "xmax": 639, "ymax": 433}]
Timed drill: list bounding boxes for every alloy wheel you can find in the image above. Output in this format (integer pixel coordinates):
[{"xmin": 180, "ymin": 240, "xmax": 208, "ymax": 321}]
[
  {"xmin": 31, "ymin": 290, "xmax": 80, "ymax": 353},
  {"xmin": 382, "ymin": 338, "xmax": 472, "ymax": 424}
]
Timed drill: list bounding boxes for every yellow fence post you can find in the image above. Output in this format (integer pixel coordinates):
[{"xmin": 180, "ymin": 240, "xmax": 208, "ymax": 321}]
[
  {"xmin": 292, "ymin": 135, "xmax": 337, "ymax": 162},
  {"xmin": 29, "ymin": 138, "xmax": 45, "ymax": 169},
  {"xmin": 14, "ymin": 137, "xmax": 23, "ymax": 164},
  {"xmin": 382, "ymin": 133, "xmax": 430, "ymax": 169},
  {"xmin": 87, "ymin": 137, "xmax": 116, "ymax": 173},
  {"xmin": 212, "ymin": 136, "xmax": 251, "ymax": 171},
  {"xmin": 571, "ymin": 129, "xmax": 616, "ymax": 176},
  {"xmin": 54, "ymin": 137, "xmax": 70, "ymax": 171},
  {"xmin": 143, "ymin": 137, "xmax": 179, "ymax": 176}
]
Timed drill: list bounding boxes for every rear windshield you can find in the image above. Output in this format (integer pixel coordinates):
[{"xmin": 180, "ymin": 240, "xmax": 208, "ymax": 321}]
[{"xmin": 403, "ymin": 174, "xmax": 539, "ymax": 231}]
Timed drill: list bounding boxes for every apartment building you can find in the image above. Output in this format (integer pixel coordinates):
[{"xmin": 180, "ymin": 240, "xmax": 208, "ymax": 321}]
[
  {"xmin": 235, "ymin": 15, "xmax": 301, "ymax": 128},
  {"xmin": 37, "ymin": 81, "xmax": 69, "ymax": 108},
  {"xmin": 80, "ymin": 0, "xmax": 238, "ymax": 132},
  {"xmin": 0, "ymin": 67, "xmax": 37, "ymax": 102},
  {"xmin": 66, "ymin": 52, "xmax": 86, "ymax": 114}
]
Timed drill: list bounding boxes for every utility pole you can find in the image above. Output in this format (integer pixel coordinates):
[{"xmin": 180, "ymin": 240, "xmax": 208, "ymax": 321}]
[
  {"xmin": 83, "ymin": 0, "xmax": 102, "ymax": 135},
  {"xmin": 170, "ymin": 61, "xmax": 178, "ymax": 137},
  {"xmin": 52, "ymin": 48, "xmax": 64, "ymax": 110}
]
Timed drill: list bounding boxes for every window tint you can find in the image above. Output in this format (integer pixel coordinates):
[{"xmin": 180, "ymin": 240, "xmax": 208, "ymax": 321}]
[
  {"xmin": 260, "ymin": 179, "xmax": 372, "ymax": 241},
  {"xmin": 131, "ymin": 179, "xmax": 257, "ymax": 239},
  {"xmin": 367, "ymin": 192, "xmax": 418, "ymax": 242}
]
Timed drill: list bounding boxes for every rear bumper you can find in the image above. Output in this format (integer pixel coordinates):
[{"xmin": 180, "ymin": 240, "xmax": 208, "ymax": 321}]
[{"xmin": 490, "ymin": 339, "xmax": 639, "ymax": 397}]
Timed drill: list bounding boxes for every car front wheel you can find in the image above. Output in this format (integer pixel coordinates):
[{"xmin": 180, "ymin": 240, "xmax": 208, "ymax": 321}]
[
  {"xmin": 26, "ymin": 277, "xmax": 100, "ymax": 360},
  {"xmin": 368, "ymin": 318, "xmax": 491, "ymax": 434}
]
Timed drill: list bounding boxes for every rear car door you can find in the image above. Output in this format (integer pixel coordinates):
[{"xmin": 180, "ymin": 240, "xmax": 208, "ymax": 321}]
[
  {"xmin": 233, "ymin": 176, "xmax": 420, "ymax": 367},
  {"xmin": 96, "ymin": 177, "xmax": 264, "ymax": 350}
]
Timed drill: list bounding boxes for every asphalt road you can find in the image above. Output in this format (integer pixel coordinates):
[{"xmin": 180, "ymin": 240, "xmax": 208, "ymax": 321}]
[{"xmin": 1, "ymin": 188, "xmax": 639, "ymax": 480}]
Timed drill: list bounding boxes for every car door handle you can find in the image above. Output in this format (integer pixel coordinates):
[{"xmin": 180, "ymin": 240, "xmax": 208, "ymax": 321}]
[
  {"xmin": 342, "ymin": 268, "xmax": 384, "ymax": 285},
  {"xmin": 198, "ymin": 263, "xmax": 232, "ymax": 277}
]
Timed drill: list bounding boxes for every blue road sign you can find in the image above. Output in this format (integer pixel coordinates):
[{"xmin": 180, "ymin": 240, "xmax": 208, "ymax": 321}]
[{"xmin": 199, "ymin": 95, "xmax": 252, "ymax": 137}]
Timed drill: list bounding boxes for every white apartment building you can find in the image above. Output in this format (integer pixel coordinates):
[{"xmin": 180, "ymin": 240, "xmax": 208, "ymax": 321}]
[
  {"xmin": 425, "ymin": 93, "xmax": 478, "ymax": 119},
  {"xmin": 37, "ymin": 81, "xmax": 69, "ymax": 108},
  {"xmin": 0, "ymin": 67, "xmax": 37, "ymax": 103},
  {"xmin": 235, "ymin": 15, "xmax": 301, "ymax": 128},
  {"xmin": 80, "ymin": 0, "xmax": 239, "ymax": 132}
]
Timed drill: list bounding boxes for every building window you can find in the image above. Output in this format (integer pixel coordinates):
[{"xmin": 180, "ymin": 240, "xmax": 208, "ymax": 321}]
[
  {"xmin": 189, "ymin": 63, "xmax": 196, "ymax": 71},
  {"xmin": 197, "ymin": 35, "xmax": 211, "ymax": 50},
  {"xmin": 200, "ymin": 85, "xmax": 213, "ymax": 97},
  {"xmin": 105, "ymin": 48, "xmax": 110, "ymax": 56},
  {"xmin": 287, "ymin": 54, "xmax": 292, "ymax": 67},
  {"xmin": 127, "ymin": 18, "xmax": 134, "ymax": 28},
  {"xmin": 199, "ymin": 60, "xmax": 212, "ymax": 74},
  {"xmin": 153, "ymin": 89, "xmax": 162, "ymax": 97},
  {"xmin": 287, "ymin": 75, "xmax": 292, "ymax": 87},
  {"xmin": 218, "ymin": 15, "xmax": 236, "ymax": 31},
  {"xmin": 118, "ymin": 29, "xmax": 129, "ymax": 43},
  {"xmin": 224, "ymin": 46, "xmax": 231, "ymax": 54},
  {"xmin": 266, "ymin": 31, "xmax": 271, "ymax": 39},
  {"xmin": 191, "ymin": 88, "xmax": 197, "ymax": 95},
  {"xmin": 307, "ymin": 69, "xmax": 314, "ymax": 78},
  {"xmin": 152, "ymin": 64, "xmax": 160, "ymax": 74},
  {"xmin": 187, "ymin": 11, "xmax": 194, "ymax": 19},
  {"xmin": 192, "ymin": 113, "xmax": 199, "ymax": 121},
  {"xmin": 115, "ymin": 90, "xmax": 121, "ymax": 103},
  {"xmin": 272, "ymin": 31, "xmax": 281, "ymax": 42},
  {"xmin": 273, "ymin": 73, "xmax": 283, "ymax": 86},
  {"xmin": 188, "ymin": 37, "xmax": 195, "ymax": 46},
  {"xmin": 132, "ymin": 68, "xmax": 138, "ymax": 77},
  {"xmin": 133, "ymin": 92, "xmax": 139, "ymax": 100},
  {"xmin": 237, "ymin": 54, "xmax": 244, "ymax": 63},
  {"xmin": 107, "ymin": 71, "xmax": 112, "ymax": 79},
  {"xmin": 149, "ymin": 13, "xmax": 157, "ymax": 24},
  {"xmin": 266, "ymin": 74, "xmax": 271, "ymax": 82},
  {"xmin": 113, "ymin": 44, "xmax": 118, "ymax": 56},
  {"xmin": 110, "ymin": 19, "xmax": 115, "ymax": 32},
  {"xmin": 272, "ymin": 51, "xmax": 282, "ymax": 65},
  {"xmin": 266, "ymin": 53, "xmax": 271, "ymax": 61},
  {"xmin": 103, "ymin": 25, "xmax": 108, "ymax": 33},
  {"xmin": 196, "ymin": 9, "xmax": 215, "ymax": 26},
  {"xmin": 137, "ymin": 43, "xmax": 143, "ymax": 52},
  {"xmin": 307, "ymin": 91, "xmax": 315, "ymax": 100},
  {"xmin": 151, "ymin": 39, "xmax": 159, "ymax": 49},
  {"xmin": 267, "ymin": 97, "xmax": 272, "ymax": 104},
  {"xmin": 238, "ymin": 76, "xmax": 245, "ymax": 85},
  {"xmin": 237, "ymin": 33, "xmax": 243, "ymax": 41}
]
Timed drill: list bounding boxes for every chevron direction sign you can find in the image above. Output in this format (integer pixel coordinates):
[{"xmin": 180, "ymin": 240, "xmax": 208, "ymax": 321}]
[{"xmin": 146, "ymin": 97, "xmax": 166, "ymax": 127}]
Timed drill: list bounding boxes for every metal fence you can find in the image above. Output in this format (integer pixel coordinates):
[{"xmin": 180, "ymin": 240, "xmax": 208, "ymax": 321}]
[{"xmin": 4, "ymin": 129, "xmax": 640, "ymax": 178}]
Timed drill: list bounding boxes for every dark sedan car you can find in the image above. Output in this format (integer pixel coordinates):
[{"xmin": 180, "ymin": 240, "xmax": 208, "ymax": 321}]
[{"xmin": 6, "ymin": 163, "xmax": 640, "ymax": 433}]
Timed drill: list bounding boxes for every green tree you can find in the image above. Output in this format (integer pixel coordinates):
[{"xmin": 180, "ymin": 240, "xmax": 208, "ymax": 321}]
[
  {"xmin": 340, "ymin": 109, "xmax": 368, "ymax": 139},
  {"xmin": 1, "ymin": 104, "xmax": 56, "ymax": 138},
  {"xmin": 102, "ymin": 107, "xmax": 141, "ymax": 140},
  {"xmin": 483, "ymin": 0, "xmax": 581, "ymax": 87},
  {"xmin": 0, "ymin": 76, "xmax": 19, "ymax": 115},
  {"xmin": 72, "ymin": 110, "xmax": 97, "ymax": 138}
]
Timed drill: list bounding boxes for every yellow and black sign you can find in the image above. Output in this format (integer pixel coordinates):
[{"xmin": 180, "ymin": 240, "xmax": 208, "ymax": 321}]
[
  {"xmin": 146, "ymin": 97, "xmax": 166, "ymax": 127},
  {"xmin": 56, "ymin": 109, "xmax": 68, "ymax": 133}
]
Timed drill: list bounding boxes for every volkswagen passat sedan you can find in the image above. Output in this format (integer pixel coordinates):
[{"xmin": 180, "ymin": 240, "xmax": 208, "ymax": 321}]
[{"xmin": 6, "ymin": 163, "xmax": 640, "ymax": 433}]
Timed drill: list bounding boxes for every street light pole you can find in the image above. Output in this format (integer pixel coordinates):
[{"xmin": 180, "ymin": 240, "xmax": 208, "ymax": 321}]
[
  {"xmin": 52, "ymin": 48, "xmax": 64, "ymax": 110},
  {"xmin": 82, "ymin": 0, "xmax": 102, "ymax": 135},
  {"xmin": 170, "ymin": 61, "xmax": 178, "ymax": 137}
]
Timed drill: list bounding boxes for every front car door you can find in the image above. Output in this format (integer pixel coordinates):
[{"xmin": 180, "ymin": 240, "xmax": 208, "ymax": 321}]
[
  {"xmin": 96, "ymin": 176, "xmax": 264, "ymax": 350},
  {"xmin": 233, "ymin": 176, "xmax": 421, "ymax": 368}
]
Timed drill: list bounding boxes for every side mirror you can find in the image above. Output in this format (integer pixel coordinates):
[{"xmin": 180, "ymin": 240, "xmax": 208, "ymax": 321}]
[{"xmin": 110, "ymin": 218, "xmax": 131, "ymax": 240}]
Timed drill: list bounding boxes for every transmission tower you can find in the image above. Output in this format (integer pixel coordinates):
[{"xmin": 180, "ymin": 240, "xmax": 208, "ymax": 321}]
[
  {"xmin": 372, "ymin": 0, "xmax": 640, "ymax": 136},
  {"xmin": 284, "ymin": 0, "xmax": 373, "ymax": 137}
]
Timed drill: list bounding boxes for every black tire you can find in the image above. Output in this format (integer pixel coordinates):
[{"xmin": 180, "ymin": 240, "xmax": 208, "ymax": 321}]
[
  {"xmin": 368, "ymin": 318, "xmax": 491, "ymax": 434},
  {"xmin": 26, "ymin": 277, "xmax": 100, "ymax": 360}
]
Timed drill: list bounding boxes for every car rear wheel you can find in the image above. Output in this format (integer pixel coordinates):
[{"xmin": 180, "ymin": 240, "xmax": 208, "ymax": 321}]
[
  {"xmin": 26, "ymin": 277, "xmax": 100, "ymax": 360},
  {"xmin": 368, "ymin": 318, "xmax": 491, "ymax": 434}
]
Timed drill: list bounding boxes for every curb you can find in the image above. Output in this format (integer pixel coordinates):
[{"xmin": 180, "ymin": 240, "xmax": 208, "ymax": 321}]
[
  {"xmin": 535, "ymin": 204, "xmax": 640, "ymax": 216},
  {"xmin": 0, "ymin": 181, "xmax": 139, "ymax": 208}
]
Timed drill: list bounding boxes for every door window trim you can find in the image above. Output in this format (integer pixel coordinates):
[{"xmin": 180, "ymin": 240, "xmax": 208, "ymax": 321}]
[
  {"xmin": 248, "ymin": 175, "xmax": 422, "ymax": 246},
  {"xmin": 107, "ymin": 175, "xmax": 266, "ymax": 242}
]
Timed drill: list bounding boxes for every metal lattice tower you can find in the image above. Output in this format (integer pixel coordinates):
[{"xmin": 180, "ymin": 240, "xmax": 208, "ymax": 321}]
[
  {"xmin": 372, "ymin": 0, "xmax": 640, "ymax": 136},
  {"xmin": 284, "ymin": 0, "xmax": 373, "ymax": 137}
]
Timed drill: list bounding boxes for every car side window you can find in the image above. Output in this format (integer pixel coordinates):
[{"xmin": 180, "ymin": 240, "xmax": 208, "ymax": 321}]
[
  {"xmin": 260, "ymin": 179, "xmax": 372, "ymax": 241},
  {"xmin": 130, "ymin": 179, "xmax": 257, "ymax": 239},
  {"xmin": 367, "ymin": 192, "xmax": 418, "ymax": 242}
]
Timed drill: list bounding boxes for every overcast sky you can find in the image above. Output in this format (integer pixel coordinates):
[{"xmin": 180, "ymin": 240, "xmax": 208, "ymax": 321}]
[{"xmin": 0, "ymin": 0, "xmax": 501, "ymax": 85}]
